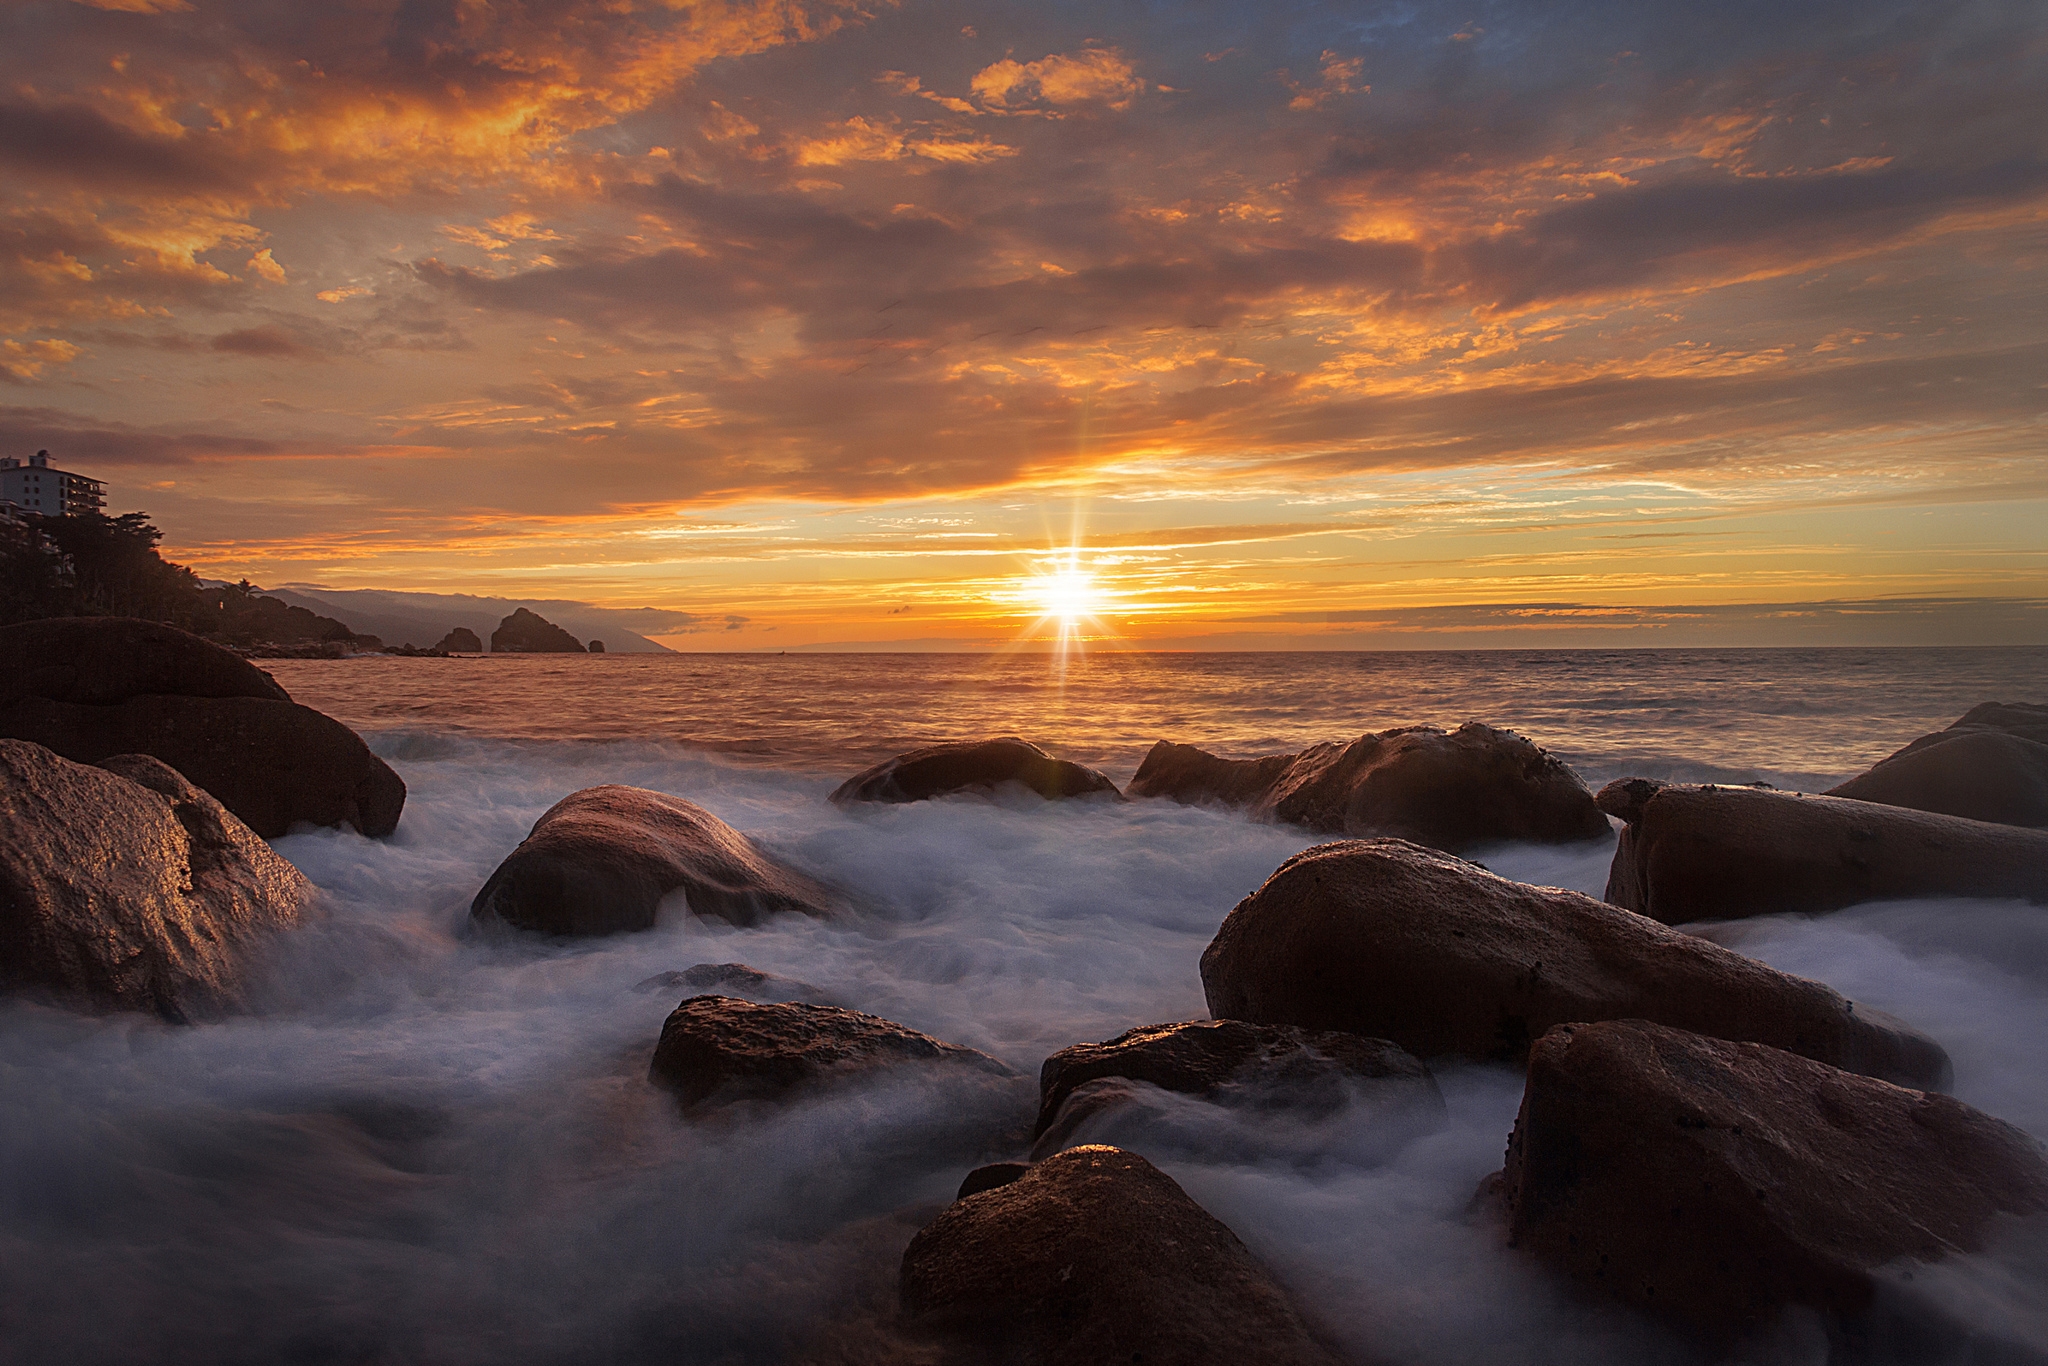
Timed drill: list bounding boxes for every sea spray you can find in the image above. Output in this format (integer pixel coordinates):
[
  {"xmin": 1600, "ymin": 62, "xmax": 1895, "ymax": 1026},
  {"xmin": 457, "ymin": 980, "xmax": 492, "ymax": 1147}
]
[{"xmin": 2, "ymin": 724, "xmax": 2044, "ymax": 1363}]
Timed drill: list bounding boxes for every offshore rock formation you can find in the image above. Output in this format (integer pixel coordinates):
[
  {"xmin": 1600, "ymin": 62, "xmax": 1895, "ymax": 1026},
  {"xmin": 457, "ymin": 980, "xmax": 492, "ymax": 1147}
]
[
  {"xmin": 472, "ymin": 785, "xmax": 839, "ymax": 935},
  {"xmin": 899, "ymin": 1145, "xmax": 1341, "ymax": 1366},
  {"xmin": 1201, "ymin": 838, "xmax": 1950, "ymax": 1088},
  {"xmin": 1598, "ymin": 780, "xmax": 2048, "ymax": 922},
  {"xmin": 1825, "ymin": 701, "xmax": 2048, "ymax": 827},
  {"xmin": 433, "ymin": 627, "xmax": 483, "ymax": 653},
  {"xmin": 830, "ymin": 736, "xmax": 1123, "ymax": 805},
  {"xmin": 1128, "ymin": 723, "xmax": 1608, "ymax": 852},
  {"xmin": 0, "ymin": 617, "xmax": 405, "ymax": 837},
  {"xmin": 1498, "ymin": 1019, "xmax": 2048, "ymax": 1335},
  {"xmin": 1032, "ymin": 1018, "xmax": 1441, "ymax": 1141},
  {"xmin": 0, "ymin": 740, "xmax": 309, "ymax": 1020},
  {"xmin": 647, "ymin": 995, "xmax": 1013, "ymax": 1109},
  {"xmin": 489, "ymin": 607, "xmax": 585, "ymax": 653}
]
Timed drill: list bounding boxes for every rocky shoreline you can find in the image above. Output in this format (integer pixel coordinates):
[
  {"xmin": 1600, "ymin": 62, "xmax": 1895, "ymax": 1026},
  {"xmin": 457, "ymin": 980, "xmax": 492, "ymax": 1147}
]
[{"xmin": 4, "ymin": 616, "xmax": 2045, "ymax": 1358}]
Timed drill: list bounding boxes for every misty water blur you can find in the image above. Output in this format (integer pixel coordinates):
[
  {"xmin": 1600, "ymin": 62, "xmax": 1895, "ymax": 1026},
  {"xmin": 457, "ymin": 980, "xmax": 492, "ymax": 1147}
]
[{"xmin": 3, "ymin": 650, "xmax": 2044, "ymax": 1363}]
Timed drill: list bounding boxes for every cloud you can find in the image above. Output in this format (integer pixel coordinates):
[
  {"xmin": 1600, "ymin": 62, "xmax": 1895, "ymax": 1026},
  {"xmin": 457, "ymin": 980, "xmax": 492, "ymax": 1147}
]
[{"xmin": 970, "ymin": 48, "xmax": 1145, "ymax": 110}]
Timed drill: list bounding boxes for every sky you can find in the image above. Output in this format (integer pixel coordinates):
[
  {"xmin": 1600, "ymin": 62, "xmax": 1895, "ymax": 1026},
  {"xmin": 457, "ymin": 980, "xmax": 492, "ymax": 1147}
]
[{"xmin": 2, "ymin": 0, "xmax": 2045, "ymax": 650}]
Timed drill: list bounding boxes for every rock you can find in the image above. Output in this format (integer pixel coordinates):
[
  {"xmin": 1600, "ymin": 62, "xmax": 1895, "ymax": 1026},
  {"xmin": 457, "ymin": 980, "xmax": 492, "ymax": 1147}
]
[
  {"xmin": 472, "ymin": 785, "xmax": 839, "ymax": 935},
  {"xmin": 1129, "ymin": 723, "xmax": 1608, "ymax": 852},
  {"xmin": 899, "ymin": 1145, "xmax": 1340, "ymax": 1365},
  {"xmin": 0, "ymin": 616, "xmax": 289, "ymax": 707},
  {"xmin": 1825, "ymin": 704, "xmax": 2048, "ymax": 827},
  {"xmin": 631, "ymin": 962, "xmax": 834, "ymax": 1004},
  {"xmin": 1601, "ymin": 782, "xmax": 2048, "ymax": 923},
  {"xmin": 1498, "ymin": 1019, "xmax": 2048, "ymax": 1335},
  {"xmin": 0, "ymin": 619, "xmax": 405, "ymax": 838},
  {"xmin": 956, "ymin": 1162, "xmax": 1030, "ymax": 1199},
  {"xmin": 433, "ymin": 627, "xmax": 483, "ymax": 653},
  {"xmin": 587, "ymin": 639, "xmax": 605, "ymax": 653},
  {"xmin": 1033, "ymin": 1018, "xmax": 1441, "ymax": 1140},
  {"xmin": 1200, "ymin": 838, "xmax": 1950, "ymax": 1088},
  {"xmin": 0, "ymin": 739, "xmax": 309, "ymax": 1020},
  {"xmin": 489, "ymin": 607, "xmax": 584, "ymax": 653},
  {"xmin": 829, "ymin": 736, "xmax": 1122, "ymax": 805},
  {"xmin": 1951, "ymin": 699, "xmax": 2048, "ymax": 743},
  {"xmin": 647, "ymin": 996, "xmax": 1013, "ymax": 1109}
]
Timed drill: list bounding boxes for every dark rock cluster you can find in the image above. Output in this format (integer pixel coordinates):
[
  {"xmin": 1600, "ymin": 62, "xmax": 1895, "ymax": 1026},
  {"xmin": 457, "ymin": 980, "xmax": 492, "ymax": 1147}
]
[{"xmin": 1129, "ymin": 721, "xmax": 1610, "ymax": 851}]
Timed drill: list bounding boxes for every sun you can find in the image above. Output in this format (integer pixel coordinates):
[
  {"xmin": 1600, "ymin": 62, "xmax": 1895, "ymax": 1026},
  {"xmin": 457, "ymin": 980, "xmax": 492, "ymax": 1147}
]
[{"xmin": 1025, "ymin": 560, "xmax": 1102, "ymax": 625}]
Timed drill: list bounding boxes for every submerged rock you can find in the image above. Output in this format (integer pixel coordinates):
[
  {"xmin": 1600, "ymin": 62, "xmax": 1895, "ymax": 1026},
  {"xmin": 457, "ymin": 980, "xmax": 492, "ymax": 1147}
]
[
  {"xmin": 1599, "ymin": 781, "xmax": 2048, "ymax": 922},
  {"xmin": 1200, "ymin": 838, "xmax": 1949, "ymax": 1088},
  {"xmin": 1033, "ymin": 1018, "xmax": 1441, "ymax": 1140},
  {"xmin": 899, "ymin": 1145, "xmax": 1340, "ymax": 1366},
  {"xmin": 489, "ymin": 607, "xmax": 584, "ymax": 654},
  {"xmin": 1128, "ymin": 723, "xmax": 1608, "ymax": 852},
  {"xmin": 472, "ymin": 785, "xmax": 838, "ymax": 935},
  {"xmin": 1825, "ymin": 702, "xmax": 2048, "ymax": 827},
  {"xmin": 0, "ymin": 617, "xmax": 405, "ymax": 838},
  {"xmin": 830, "ymin": 736, "xmax": 1122, "ymax": 805},
  {"xmin": 0, "ymin": 740, "xmax": 309, "ymax": 1020},
  {"xmin": 647, "ymin": 996, "xmax": 1013, "ymax": 1109},
  {"xmin": 433, "ymin": 627, "xmax": 483, "ymax": 653},
  {"xmin": 1498, "ymin": 1019, "xmax": 2048, "ymax": 1335},
  {"xmin": 631, "ymin": 962, "xmax": 835, "ymax": 1004}
]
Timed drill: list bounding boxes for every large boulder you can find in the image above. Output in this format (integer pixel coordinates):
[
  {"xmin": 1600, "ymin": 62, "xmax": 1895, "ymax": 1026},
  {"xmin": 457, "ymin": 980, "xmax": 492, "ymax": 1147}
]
[
  {"xmin": 1129, "ymin": 723, "xmax": 1608, "ymax": 852},
  {"xmin": 647, "ymin": 995, "xmax": 1013, "ymax": 1109},
  {"xmin": 0, "ymin": 616, "xmax": 290, "ymax": 706},
  {"xmin": 830, "ymin": 736, "xmax": 1122, "ymax": 805},
  {"xmin": 0, "ymin": 739, "xmax": 309, "ymax": 1020},
  {"xmin": 1598, "ymin": 780, "xmax": 2048, "ymax": 923},
  {"xmin": 899, "ymin": 1145, "xmax": 1340, "ymax": 1365},
  {"xmin": 0, "ymin": 617, "xmax": 405, "ymax": 838},
  {"xmin": 1200, "ymin": 839, "xmax": 1949, "ymax": 1088},
  {"xmin": 471, "ymin": 785, "xmax": 839, "ymax": 935},
  {"xmin": 1825, "ymin": 702, "xmax": 2048, "ymax": 827},
  {"xmin": 433, "ymin": 627, "xmax": 483, "ymax": 653},
  {"xmin": 1497, "ymin": 1019, "xmax": 2048, "ymax": 1335},
  {"xmin": 1033, "ymin": 1018, "xmax": 1441, "ymax": 1140},
  {"xmin": 489, "ymin": 607, "xmax": 584, "ymax": 653}
]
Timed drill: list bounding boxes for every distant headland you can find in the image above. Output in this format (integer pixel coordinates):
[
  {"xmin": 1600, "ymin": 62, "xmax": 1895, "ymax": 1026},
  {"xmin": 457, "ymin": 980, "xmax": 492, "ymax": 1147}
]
[{"xmin": 0, "ymin": 487, "xmax": 657, "ymax": 656}]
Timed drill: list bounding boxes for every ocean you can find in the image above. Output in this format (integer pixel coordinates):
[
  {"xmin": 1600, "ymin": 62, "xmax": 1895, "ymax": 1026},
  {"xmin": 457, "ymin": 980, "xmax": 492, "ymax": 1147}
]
[{"xmin": 4, "ymin": 647, "xmax": 2045, "ymax": 1364}]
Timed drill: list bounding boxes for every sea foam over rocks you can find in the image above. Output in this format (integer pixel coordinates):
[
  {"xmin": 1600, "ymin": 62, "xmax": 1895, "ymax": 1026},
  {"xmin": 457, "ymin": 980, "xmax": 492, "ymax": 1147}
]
[{"xmin": 1, "ymin": 728, "xmax": 2043, "ymax": 1364}]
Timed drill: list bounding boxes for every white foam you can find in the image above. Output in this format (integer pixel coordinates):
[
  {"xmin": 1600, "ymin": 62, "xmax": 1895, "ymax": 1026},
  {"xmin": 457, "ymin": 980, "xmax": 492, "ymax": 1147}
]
[{"xmin": 2, "ymin": 734, "xmax": 2042, "ymax": 1363}]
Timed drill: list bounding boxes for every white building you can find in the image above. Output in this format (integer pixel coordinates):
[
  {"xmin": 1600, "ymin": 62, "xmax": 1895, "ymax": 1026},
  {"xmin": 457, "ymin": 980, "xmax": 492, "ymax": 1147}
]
[{"xmin": 0, "ymin": 451, "xmax": 105, "ymax": 516}]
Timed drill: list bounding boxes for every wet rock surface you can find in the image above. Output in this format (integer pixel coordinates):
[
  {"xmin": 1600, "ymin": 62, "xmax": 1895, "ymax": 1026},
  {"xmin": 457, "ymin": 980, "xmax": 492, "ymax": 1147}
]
[
  {"xmin": 830, "ymin": 736, "xmax": 1122, "ymax": 805},
  {"xmin": 647, "ymin": 996, "xmax": 1014, "ymax": 1109},
  {"xmin": 1825, "ymin": 702, "xmax": 2048, "ymax": 827},
  {"xmin": 1201, "ymin": 838, "xmax": 1950, "ymax": 1087},
  {"xmin": 1498, "ymin": 1019, "xmax": 2048, "ymax": 1335},
  {"xmin": 0, "ymin": 617, "xmax": 404, "ymax": 838},
  {"xmin": 0, "ymin": 739, "xmax": 309, "ymax": 1019},
  {"xmin": 1600, "ymin": 782, "xmax": 2048, "ymax": 922},
  {"xmin": 899, "ymin": 1144, "xmax": 1341, "ymax": 1366},
  {"xmin": 1129, "ymin": 722, "xmax": 1608, "ymax": 852},
  {"xmin": 473, "ymin": 785, "xmax": 839, "ymax": 935},
  {"xmin": 1033, "ymin": 1018, "xmax": 1439, "ymax": 1140}
]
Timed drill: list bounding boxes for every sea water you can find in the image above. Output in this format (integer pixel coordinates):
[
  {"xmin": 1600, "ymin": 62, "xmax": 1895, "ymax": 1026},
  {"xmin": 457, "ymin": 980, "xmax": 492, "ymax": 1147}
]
[{"xmin": 2, "ymin": 648, "xmax": 2044, "ymax": 1364}]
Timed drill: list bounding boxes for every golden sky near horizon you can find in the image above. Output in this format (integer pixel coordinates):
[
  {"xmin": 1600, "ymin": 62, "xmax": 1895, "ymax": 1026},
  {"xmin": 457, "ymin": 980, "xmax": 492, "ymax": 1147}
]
[{"xmin": 3, "ymin": 0, "xmax": 2045, "ymax": 648}]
